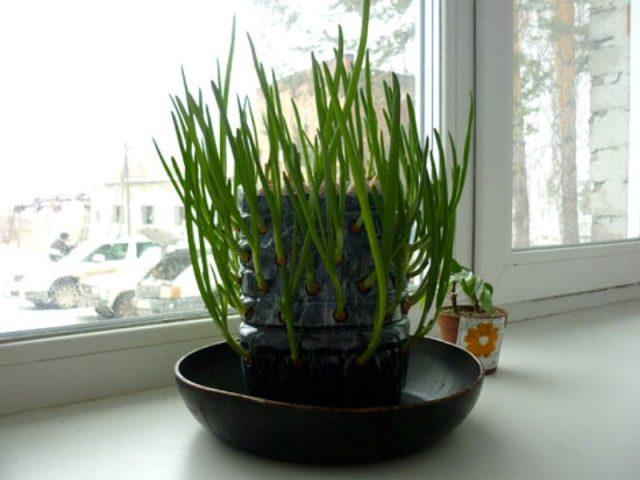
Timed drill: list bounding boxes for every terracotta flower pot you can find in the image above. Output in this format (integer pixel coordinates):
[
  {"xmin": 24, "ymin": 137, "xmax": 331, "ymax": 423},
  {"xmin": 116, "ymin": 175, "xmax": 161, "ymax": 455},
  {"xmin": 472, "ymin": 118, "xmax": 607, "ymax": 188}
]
[
  {"xmin": 437, "ymin": 311, "xmax": 462, "ymax": 344},
  {"xmin": 437, "ymin": 306, "xmax": 508, "ymax": 374}
]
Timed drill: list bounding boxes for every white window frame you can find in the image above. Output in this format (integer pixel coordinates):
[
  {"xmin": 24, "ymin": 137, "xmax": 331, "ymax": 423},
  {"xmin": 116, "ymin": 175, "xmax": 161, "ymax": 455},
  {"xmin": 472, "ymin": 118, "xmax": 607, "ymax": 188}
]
[
  {"xmin": 441, "ymin": 0, "xmax": 475, "ymax": 268},
  {"xmin": 0, "ymin": 0, "xmax": 436, "ymax": 415},
  {"xmin": 2, "ymin": 0, "xmax": 638, "ymax": 416},
  {"xmin": 474, "ymin": 0, "xmax": 640, "ymax": 305},
  {"xmin": 0, "ymin": 317, "xmax": 226, "ymax": 415}
]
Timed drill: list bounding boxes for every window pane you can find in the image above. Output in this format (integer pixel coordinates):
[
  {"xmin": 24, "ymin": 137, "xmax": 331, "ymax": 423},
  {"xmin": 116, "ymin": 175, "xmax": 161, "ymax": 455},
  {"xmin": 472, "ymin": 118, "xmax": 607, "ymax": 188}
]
[
  {"xmin": 140, "ymin": 206, "xmax": 155, "ymax": 225},
  {"xmin": 136, "ymin": 242, "xmax": 155, "ymax": 258},
  {"xmin": 513, "ymin": 0, "xmax": 637, "ymax": 248},
  {"xmin": 112, "ymin": 206, "xmax": 124, "ymax": 224},
  {"xmin": 174, "ymin": 206, "xmax": 185, "ymax": 226},
  {"xmin": 83, "ymin": 243, "xmax": 129, "ymax": 262},
  {"xmin": 0, "ymin": 0, "xmax": 420, "ymax": 338}
]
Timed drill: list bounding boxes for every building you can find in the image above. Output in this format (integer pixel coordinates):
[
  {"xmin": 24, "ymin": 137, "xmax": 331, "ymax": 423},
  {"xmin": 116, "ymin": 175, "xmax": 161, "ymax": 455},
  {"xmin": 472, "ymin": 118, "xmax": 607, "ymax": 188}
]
[
  {"xmin": 252, "ymin": 58, "xmax": 416, "ymax": 159},
  {"xmin": 2, "ymin": 154, "xmax": 186, "ymax": 253},
  {"xmin": 89, "ymin": 154, "xmax": 185, "ymax": 244},
  {"xmin": 3, "ymin": 194, "xmax": 91, "ymax": 251}
]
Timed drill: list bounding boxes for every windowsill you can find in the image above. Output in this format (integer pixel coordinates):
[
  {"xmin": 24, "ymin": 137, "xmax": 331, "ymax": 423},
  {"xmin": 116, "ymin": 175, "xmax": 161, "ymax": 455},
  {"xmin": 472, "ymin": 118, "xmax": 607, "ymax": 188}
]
[
  {"xmin": 0, "ymin": 314, "xmax": 229, "ymax": 365},
  {"xmin": 1, "ymin": 299, "xmax": 638, "ymax": 479},
  {"xmin": 2, "ymin": 284, "xmax": 640, "ymax": 416},
  {"xmin": 0, "ymin": 316, "xmax": 228, "ymax": 415}
]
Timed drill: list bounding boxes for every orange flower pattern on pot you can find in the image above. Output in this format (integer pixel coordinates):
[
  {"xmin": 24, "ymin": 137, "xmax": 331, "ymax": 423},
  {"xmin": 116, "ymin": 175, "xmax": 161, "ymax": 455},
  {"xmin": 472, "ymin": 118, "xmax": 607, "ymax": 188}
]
[
  {"xmin": 456, "ymin": 314, "xmax": 506, "ymax": 373},
  {"xmin": 463, "ymin": 322, "xmax": 498, "ymax": 357}
]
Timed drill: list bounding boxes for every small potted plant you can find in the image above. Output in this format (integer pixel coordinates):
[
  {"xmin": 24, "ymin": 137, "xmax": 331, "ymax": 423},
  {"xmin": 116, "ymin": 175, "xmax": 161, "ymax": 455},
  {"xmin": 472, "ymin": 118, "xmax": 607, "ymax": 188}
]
[
  {"xmin": 438, "ymin": 262, "xmax": 507, "ymax": 373},
  {"xmin": 155, "ymin": 0, "xmax": 473, "ymax": 406}
]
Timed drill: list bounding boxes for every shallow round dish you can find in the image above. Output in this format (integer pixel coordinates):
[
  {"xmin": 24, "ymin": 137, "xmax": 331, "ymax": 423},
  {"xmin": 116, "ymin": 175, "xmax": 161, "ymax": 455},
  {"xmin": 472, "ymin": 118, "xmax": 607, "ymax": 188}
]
[{"xmin": 175, "ymin": 337, "xmax": 483, "ymax": 464}]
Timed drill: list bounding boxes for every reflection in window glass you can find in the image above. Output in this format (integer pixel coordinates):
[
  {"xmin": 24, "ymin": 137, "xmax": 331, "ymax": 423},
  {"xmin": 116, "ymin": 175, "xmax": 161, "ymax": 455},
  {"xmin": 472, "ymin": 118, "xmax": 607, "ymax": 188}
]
[
  {"xmin": 512, "ymin": 0, "xmax": 637, "ymax": 248},
  {"xmin": 0, "ymin": 0, "xmax": 419, "ymax": 337}
]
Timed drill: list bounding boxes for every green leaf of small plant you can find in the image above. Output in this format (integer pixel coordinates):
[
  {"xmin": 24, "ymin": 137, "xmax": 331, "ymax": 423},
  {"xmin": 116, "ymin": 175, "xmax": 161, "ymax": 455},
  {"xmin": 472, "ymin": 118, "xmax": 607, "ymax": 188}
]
[
  {"xmin": 448, "ymin": 263, "xmax": 495, "ymax": 315},
  {"xmin": 479, "ymin": 284, "xmax": 494, "ymax": 315}
]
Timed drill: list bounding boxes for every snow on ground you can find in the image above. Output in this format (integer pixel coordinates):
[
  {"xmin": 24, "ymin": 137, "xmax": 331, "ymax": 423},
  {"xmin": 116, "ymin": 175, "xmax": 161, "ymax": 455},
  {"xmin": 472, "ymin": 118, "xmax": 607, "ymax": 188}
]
[
  {"xmin": 0, "ymin": 296, "xmax": 98, "ymax": 335},
  {"xmin": 0, "ymin": 244, "xmax": 100, "ymax": 336}
]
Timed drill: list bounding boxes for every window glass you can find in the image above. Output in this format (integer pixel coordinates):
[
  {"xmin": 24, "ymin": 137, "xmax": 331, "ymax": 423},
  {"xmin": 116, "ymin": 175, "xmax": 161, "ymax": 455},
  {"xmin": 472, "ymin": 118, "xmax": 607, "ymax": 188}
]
[
  {"xmin": 146, "ymin": 250, "xmax": 191, "ymax": 282},
  {"xmin": 112, "ymin": 206, "xmax": 124, "ymax": 224},
  {"xmin": 512, "ymin": 0, "xmax": 637, "ymax": 248},
  {"xmin": 136, "ymin": 241, "xmax": 155, "ymax": 258},
  {"xmin": 84, "ymin": 243, "xmax": 129, "ymax": 262},
  {"xmin": 0, "ymin": 0, "xmax": 420, "ymax": 338},
  {"xmin": 140, "ymin": 206, "xmax": 155, "ymax": 225},
  {"xmin": 174, "ymin": 206, "xmax": 185, "ymax": 226}
]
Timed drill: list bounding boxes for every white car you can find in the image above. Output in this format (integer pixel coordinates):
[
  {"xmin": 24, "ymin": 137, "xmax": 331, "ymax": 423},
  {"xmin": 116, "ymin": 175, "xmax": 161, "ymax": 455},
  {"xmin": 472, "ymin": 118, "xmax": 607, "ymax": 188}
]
[
  {"xmin": 79, "ymin": 245, "xmax": 163, "ymax": 318},
  {"xmin": 134, "ymin": 248, "xmax": 205, "ymax": 316},
  {"xmin": 10, "ymin": 235, "xmax": 157, "ymax": 309}
]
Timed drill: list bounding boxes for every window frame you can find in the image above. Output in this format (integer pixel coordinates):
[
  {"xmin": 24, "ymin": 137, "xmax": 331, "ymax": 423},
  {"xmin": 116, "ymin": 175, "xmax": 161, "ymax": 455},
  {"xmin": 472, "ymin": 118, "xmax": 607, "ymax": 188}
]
[
  {"xmin": 1, "ymin": 0, "xmax": 429, "ymax": 346},
  {"xmin": 440, "ymin": 0, "xmax": 475, "ymax": 268},
  {"xmin": 0, "ymin": 315, "xmax": 225, "ymax": 415},
  {"xmin": 3, "ymin": 0, "xmax": 638, "ymax": 416},
  {"xmin": 0, "ymin": 0, "xmax": 434, "ymax": 415}
]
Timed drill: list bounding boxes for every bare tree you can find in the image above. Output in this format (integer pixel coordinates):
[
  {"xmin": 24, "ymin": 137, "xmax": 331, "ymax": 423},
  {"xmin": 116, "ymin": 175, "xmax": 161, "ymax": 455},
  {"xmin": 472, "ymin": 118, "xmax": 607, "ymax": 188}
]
[
  {"xmin": 513, "ymin": 0, "xmax": 589, "ymax": 247},
  {"xmin": 250, "ymin": 0, "xmax": 414, "ymax": 73},
  {"xmin": 513, "ymin": 0, "xmax": 531, "ymax": 248},
  {"xmin": 552, "ymin": 0, "xmax": 579, "ymax": 244}
]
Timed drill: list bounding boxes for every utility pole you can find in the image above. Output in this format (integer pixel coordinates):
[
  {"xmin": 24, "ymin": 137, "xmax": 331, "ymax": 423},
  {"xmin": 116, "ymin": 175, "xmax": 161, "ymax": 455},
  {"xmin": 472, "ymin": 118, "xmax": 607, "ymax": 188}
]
[{"xmin": 124, "ymin": 142, "xmax": 132, "ymax": 237}]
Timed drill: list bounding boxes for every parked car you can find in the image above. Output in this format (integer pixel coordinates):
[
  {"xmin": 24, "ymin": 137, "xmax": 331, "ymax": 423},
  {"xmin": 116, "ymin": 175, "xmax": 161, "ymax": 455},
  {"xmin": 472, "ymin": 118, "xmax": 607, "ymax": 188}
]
[
  {"xmin": 134, "ymin": 248, "xmax": 205, "ymax": 316},
  {"xmin": 79, "ymin": 245, "xmax": 163, "ymax": 318},
  {"xmin": 10, "ymin": 235, "xmax": 158, "ymax": 309}
]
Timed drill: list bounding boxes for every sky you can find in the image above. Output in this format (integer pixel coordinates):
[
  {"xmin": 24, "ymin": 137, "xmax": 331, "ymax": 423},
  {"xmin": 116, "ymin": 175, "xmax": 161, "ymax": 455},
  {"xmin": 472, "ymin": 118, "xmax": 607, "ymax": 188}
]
[{"xmin": 0, "ymin": 0, "xmax": 416, "ymax": 208}]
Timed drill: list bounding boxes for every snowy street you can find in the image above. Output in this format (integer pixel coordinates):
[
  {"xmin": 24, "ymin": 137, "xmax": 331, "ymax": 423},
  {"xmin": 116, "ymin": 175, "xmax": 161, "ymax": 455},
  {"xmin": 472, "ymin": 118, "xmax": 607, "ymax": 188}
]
[
  {"xmin": 0, "ymin": 295, "xmax": 100, "ymax": 336},
  {"xmin": 0, "ymin": 245, "xmax": 103, "ymax": 336}
]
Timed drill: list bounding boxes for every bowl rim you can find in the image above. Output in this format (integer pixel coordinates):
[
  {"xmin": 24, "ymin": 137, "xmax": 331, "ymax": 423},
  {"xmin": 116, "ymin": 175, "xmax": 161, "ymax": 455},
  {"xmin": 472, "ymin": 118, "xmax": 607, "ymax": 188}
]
[{"xmin": 174, "ymin": 337, "xmax": 484, "ymax": 414}]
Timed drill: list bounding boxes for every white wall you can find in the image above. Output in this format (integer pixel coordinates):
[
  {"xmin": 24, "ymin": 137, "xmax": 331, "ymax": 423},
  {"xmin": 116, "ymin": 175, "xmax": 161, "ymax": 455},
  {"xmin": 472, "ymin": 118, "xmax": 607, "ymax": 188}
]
[{"xmin": 90, "ymin": 181, "xmax": 184, "ymax": 240}]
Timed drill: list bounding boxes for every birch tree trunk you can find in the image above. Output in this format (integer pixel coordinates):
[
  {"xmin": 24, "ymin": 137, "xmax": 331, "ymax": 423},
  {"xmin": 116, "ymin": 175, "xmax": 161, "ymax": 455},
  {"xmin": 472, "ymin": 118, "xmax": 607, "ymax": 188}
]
[{"xmin": 588, "ymin": 0, "xmax": 631, "ymax": 241}]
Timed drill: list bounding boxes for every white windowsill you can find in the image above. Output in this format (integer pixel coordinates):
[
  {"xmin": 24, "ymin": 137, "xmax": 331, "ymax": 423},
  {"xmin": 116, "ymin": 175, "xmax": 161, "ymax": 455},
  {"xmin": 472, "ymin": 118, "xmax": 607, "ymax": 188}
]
[
  {"xmin": 1, "ymin": 299, "xmax": 638, "ymax": 479},
  {"xmin": 1, "ymin": 283, "xmax": 639, "ymax": 416},
  {"xmin": 0, "ymin": 316, "xmax": 228, "ymax": 415},
  {"xmin": 0, "ymin": 316, "xmax": 227, "ymax": 366}
]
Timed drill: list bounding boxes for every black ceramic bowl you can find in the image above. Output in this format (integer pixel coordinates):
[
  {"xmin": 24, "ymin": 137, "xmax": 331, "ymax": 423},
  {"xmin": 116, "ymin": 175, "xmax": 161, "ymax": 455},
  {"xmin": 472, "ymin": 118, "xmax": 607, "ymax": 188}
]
[{"xmin": 175, "ymin": 338, "xmax": 483, "ymax": 464}]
